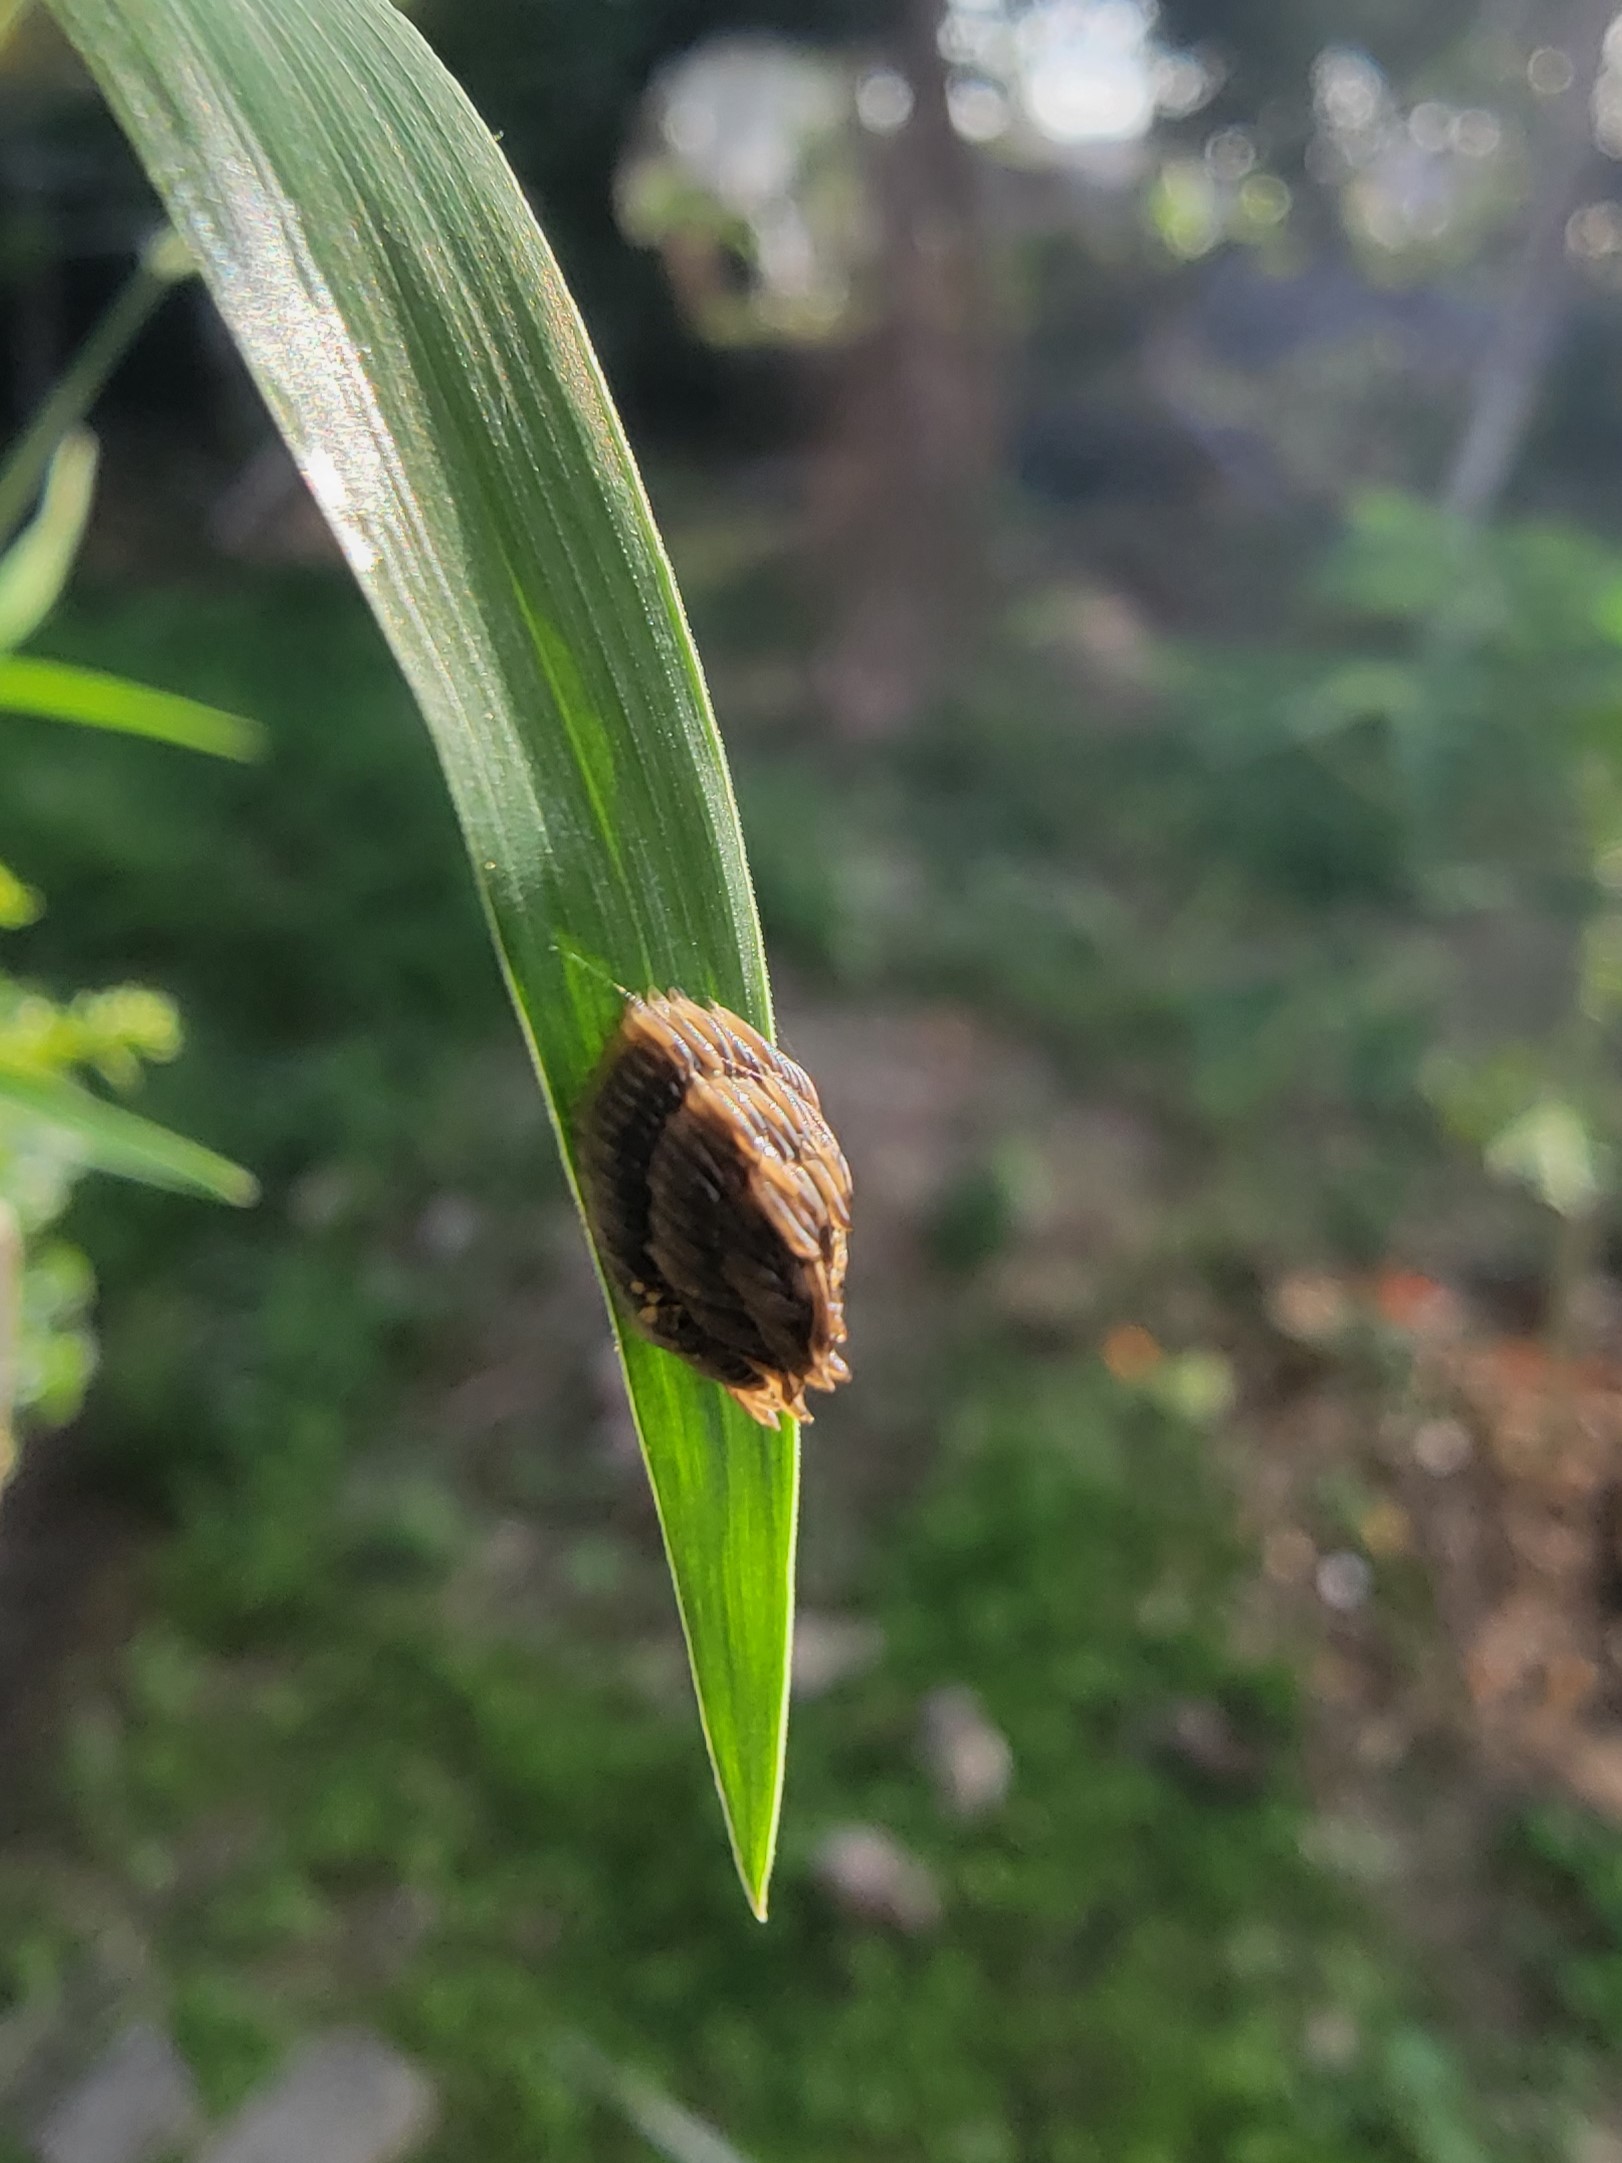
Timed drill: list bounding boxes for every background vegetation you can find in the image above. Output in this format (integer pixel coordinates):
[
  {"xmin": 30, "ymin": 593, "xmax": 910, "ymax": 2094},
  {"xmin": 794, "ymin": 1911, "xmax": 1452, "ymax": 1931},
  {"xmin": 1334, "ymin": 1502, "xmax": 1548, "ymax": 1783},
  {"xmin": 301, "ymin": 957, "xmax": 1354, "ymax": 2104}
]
[{"xmin": 5, "ymin": 0, "xmax": 1622, "ymax": 2155}]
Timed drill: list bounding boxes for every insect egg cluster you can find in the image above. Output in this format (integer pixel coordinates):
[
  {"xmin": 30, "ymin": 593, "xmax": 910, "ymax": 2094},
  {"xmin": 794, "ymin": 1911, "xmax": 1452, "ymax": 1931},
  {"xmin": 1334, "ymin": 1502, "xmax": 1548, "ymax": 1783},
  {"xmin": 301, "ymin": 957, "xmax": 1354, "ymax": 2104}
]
[{"xmin": 580, "ymin": 992, "xmax": 852, "ymax": 1427}]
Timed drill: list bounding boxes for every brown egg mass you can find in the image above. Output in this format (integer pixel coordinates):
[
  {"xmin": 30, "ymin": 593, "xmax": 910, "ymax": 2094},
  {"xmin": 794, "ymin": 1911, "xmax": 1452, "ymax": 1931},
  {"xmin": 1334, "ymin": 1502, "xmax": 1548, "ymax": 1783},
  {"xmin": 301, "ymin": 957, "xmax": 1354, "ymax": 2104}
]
[{"xmin": 579, "ymin": 991, "xmax": 852, "ymax": 1426}]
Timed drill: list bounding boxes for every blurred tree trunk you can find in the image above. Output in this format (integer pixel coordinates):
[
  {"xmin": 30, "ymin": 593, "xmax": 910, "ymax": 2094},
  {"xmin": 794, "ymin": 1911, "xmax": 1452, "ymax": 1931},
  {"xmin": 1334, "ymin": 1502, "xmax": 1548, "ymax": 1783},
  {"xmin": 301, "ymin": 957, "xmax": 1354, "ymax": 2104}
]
[
  {"xmin": 809, "ymin": 0, "xmax": 998, "ymax": 739},
  {"xmin": 1443, "ymin": 0, "xmax": 1612, "ymax": 522}
]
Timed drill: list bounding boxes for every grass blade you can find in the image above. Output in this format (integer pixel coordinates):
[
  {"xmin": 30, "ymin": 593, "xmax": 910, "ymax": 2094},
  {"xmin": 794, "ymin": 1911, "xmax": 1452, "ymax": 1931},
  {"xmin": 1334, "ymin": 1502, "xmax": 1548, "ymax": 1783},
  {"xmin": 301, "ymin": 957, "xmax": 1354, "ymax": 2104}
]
[
  {"xmin": 44, "ymin": 0, "xmax": 797, "ymax": 1911},
  {"xmin": 555, "ymin": 2034, "xmax": 759, "ymax": 2163},
  {"xmin": 0, "ymin": 229, "xmax": 193, "ymax": 551},
  {"xmin": 0, "ymin": 656, "xmax": 263, "ymax": 758},
  {"xmin": 0, "ymin": 1066, "xmax": 258, "ymax": 1204},
  {"xmin": 0, "ymin": 429, "xmax": 99, "ymax": 653}
]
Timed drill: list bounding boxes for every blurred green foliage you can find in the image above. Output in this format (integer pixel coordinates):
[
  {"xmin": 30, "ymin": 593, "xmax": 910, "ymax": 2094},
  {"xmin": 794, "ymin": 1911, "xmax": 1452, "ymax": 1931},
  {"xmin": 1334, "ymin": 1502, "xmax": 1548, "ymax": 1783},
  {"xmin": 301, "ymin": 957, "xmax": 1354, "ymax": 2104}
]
[
  {"xmin": 0, "ymin": 1344, "xmax": 1504, "ymax": 2161},
  {"xmin": 15, "ymin": 0, "xmax": 1622, "ymax": 2137},
  {"xmin": 5, "ymin": 577, "xmax": 537, "ymax": 1505},
  {"xmin": 0, "ymin": 424, "xmax": 256, "ymax": 1457},
  {"xmin": 0, "ymin": 973, "xmax": 181, "ymax": 1428},
  {"xmin": 1514, "ymin": 1804, "xmax": 1622, "ymax": 2046},
  {"xmin": 739, "ymin": 489, "xmax": 1622, "ymax": 1271},
  {"xmin": 0, "ymin": 571, "xmax": 1534, "ymax": 2160},
  {"xmin": 15, "ymin": 481, "xmax": 1622, "ymax": 2153}
]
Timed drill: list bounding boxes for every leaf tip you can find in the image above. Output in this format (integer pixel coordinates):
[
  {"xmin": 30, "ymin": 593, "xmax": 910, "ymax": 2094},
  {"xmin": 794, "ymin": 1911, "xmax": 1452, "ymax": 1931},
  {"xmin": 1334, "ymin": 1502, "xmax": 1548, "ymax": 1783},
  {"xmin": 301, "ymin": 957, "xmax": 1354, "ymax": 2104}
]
[
  {"xmin": 723, "ymin": 1779, "xmax": 783, "ymax": 1924},
  {"xmin": 210, "ymin": 710, "xmax": 269, "ymax": 763}
]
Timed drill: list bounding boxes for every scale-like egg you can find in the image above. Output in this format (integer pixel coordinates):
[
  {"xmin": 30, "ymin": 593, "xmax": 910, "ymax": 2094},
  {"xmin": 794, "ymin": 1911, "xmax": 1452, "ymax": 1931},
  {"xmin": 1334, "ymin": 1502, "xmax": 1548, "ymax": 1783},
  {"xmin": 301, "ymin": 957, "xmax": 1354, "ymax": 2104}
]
[{"xmin": 579, "ymin": 992, "xmax": 852, "ymax": 1426}]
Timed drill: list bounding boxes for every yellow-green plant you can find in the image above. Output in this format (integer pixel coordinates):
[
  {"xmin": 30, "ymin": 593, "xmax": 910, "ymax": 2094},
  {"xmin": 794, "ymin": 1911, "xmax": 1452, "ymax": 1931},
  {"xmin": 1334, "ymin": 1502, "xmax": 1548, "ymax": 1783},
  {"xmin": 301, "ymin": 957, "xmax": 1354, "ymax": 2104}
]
[
  {"xmin": 0, "ymin": 239, "xmax": 268, "ymax": 1490},
  {"xmin": 0, "ymin": 413, "xmax": 260, "ymax": 1487}
]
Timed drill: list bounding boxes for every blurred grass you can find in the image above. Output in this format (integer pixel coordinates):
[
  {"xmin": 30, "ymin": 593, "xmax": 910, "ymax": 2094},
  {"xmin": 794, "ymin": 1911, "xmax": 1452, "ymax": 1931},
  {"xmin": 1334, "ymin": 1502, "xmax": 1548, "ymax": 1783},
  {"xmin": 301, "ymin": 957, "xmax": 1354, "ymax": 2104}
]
[
  {"xmin": 0, "ymin": 1337, "xmax": 1496, "ymax": 2161},
  {"xmin": 3, "ymin": 576, "xmax": 536, "ymax": 1511}
]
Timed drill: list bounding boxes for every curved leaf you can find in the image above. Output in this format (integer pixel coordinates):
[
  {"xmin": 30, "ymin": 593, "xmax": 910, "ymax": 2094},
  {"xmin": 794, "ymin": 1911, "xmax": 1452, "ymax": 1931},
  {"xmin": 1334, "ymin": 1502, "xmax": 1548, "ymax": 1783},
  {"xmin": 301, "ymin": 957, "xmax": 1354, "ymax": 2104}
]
[{"xmin": 45, "ymin": 0, "xmax": 798, "ymax": 1911}]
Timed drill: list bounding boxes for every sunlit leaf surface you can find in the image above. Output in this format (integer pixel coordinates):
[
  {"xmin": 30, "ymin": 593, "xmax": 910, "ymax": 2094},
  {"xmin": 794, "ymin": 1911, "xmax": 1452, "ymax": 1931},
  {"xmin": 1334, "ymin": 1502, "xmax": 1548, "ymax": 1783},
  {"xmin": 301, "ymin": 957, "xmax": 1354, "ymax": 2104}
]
[{"xmin": 44, "ymin": 0, "xmax": 796, "ymax": 1911}]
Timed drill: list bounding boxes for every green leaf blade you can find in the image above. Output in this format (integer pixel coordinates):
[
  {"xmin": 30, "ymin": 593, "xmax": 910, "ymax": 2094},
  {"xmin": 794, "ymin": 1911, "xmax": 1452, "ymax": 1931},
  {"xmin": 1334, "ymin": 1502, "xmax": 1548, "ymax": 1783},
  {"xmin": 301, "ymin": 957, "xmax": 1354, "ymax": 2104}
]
[
  {"xmin": 0, "ymin": 655, "xmax": 263, "ymax": 759},
  {"xmin": 45, "ymin": 0, "xmax": 796, "ymax": 1910},
  {"xmin": 0, "ymin": 1067, "xmax": 257, "ymax": 1206},
  {"xmin": 0, "ymin": 428, "xmax": 99, "ymax": 653}
]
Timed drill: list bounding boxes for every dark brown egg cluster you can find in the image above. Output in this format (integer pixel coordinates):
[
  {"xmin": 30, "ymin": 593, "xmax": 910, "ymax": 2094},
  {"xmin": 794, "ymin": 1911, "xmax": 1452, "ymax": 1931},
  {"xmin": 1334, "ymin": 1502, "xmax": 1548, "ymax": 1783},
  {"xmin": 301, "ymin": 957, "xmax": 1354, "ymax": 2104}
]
[{"xmin": 579, "ymin": 992, "xmax": 852, "ymax": 1426}]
